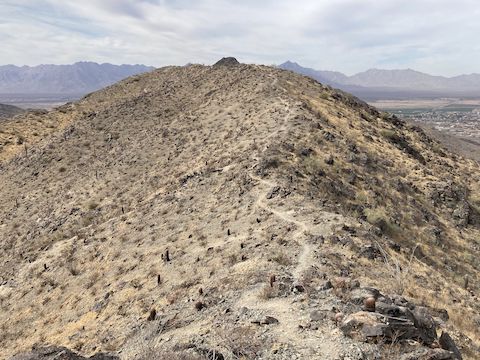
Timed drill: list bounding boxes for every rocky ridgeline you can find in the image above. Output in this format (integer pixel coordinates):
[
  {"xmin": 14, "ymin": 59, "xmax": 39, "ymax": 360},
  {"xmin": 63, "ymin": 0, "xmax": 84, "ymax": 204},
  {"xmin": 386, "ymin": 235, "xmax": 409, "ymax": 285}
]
[{"xmin": 1, "ymin": 58, "xmax": 478, "ymax": 359}]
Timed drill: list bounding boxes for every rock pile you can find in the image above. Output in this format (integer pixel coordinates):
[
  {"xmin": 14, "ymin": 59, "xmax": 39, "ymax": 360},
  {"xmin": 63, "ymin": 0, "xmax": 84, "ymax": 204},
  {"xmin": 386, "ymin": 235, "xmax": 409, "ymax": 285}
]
[{"xmin": 340, "ymin": 287, "xmax": 462, "ymax": 359}]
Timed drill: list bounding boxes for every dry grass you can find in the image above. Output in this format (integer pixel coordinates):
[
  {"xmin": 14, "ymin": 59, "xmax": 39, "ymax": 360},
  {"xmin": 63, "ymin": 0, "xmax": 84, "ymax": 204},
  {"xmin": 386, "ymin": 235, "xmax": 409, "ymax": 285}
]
[
  {"xmin": 135, "ymin": 348, "xmax": 206, "ymax": 360},
  {"xmin": 272, "ymin": 251, "xmax": 293, "ymax": 266},
  {"xmin": 215, "ymin": 326, "xmax": 264, "ymax": 359}
]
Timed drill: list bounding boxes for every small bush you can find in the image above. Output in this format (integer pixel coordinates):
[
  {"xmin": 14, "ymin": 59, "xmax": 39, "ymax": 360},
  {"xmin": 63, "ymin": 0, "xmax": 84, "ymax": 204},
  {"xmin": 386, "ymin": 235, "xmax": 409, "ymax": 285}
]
[
  {"xmin": 303, "ymin": 156, "xmax": 325, "ymax": 175},
  {"xmin": 364, "ymin": 207, "xmax": 400, "ymax": 236},
  {"xmin": 258, "ymin": 284, "xmax": 276, "ymax": 300},
  {"xmin": 135, "ymin": 348, "xmax": 205, "ymax": 360},
  {"xmin": 217, "ymin": 326, "xmax": 264, "ymax": 358},
  {"xmin": 68, "ymin": 263, "xmax": 81, "ymax": 276},
  {"xmin": 272, "ymin": 251, "xmax": 292, "ymax": 266},
  {"xmin": 355, "ymin": 190, "xmax": 370, "ymax": 204},
  {"xmin": 81, "ymin": 215, "xmax": 94, "ymax": 227},
  {"xmin": 380, "ymin": 129, "xmax": 396, "ymax": 139},
  {"xmin": 85, "ymin": 271, "xmax": 100, "ymax": 289},
  {"xmin": 87, "ymin": 201, "xmax": 99, "ymax": 210}
]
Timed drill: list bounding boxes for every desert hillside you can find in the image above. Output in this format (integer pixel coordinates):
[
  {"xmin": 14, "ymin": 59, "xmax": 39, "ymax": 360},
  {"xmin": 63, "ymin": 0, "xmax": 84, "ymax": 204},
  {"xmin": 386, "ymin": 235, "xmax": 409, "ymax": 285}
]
[{"xmin": 0, "ymin": 59, "xmax": 479, "ymax": 360}]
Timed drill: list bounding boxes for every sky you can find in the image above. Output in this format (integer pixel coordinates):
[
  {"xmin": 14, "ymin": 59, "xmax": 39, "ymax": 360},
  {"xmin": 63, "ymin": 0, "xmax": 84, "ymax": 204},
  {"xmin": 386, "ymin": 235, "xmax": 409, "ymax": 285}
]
[{"xmin": 1, "ymin": 0, "xmax": 480, "ymax": 76}]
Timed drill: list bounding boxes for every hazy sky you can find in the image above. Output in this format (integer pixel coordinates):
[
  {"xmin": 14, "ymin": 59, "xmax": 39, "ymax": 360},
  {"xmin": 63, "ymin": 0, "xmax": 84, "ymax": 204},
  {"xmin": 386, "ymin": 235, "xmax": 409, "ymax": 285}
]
[{"xmin": 1, "ymin": 0, "xmax": 479, "ymax": 75}]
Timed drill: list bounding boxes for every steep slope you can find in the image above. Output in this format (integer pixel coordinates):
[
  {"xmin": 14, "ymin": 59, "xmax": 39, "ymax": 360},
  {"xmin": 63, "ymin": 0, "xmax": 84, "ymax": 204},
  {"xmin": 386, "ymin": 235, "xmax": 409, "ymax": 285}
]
[
  {"xmin": 0, "ymin": 62, "xmax": 154, "ymax": 94},
  {"xmin": 0, "ymin": 103, "xmax": 25, "ymax": 118},
  {"xmin": 0, "ymin": 62, "xmax": 479, "ymax": 359}
]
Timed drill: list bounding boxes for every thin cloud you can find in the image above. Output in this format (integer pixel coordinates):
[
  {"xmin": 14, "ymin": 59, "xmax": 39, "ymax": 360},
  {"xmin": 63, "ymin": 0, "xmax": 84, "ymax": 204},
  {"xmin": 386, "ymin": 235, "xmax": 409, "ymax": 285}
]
[{"xmin": 0, "ymin": 0, "xmax": 479, "ymax": 75}]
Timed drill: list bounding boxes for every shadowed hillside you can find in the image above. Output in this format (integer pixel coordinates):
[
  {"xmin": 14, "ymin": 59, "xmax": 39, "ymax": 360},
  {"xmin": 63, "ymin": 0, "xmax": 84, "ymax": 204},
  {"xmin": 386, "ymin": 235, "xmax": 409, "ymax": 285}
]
[
  {"xmin": 1, "ymin": 60, "xmax": 479, "ymax": 359},
  {"xmin": 0, "ymin": 103, "xmax": 24, "ymax": 118}
]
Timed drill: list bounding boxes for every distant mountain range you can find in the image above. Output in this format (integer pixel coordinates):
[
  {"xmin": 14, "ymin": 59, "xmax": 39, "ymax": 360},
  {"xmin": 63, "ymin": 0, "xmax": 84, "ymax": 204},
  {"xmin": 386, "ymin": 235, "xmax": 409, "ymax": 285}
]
[
  {"xmin": 279, "ymin": 61, "xmax": 480, "ymax": 100},
  {"xmin": 0, "ymin": 62, "xmax": 155, "ymax": 95},
  {"xmin": 1, "ymin": 60, "xmax": 479, "ymax": 102}
]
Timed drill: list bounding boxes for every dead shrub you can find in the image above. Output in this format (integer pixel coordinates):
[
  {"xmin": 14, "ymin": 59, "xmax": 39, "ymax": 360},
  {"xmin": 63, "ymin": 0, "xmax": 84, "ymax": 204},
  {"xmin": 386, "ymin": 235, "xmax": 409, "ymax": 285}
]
[{"xmin": 216, "ymin": 326, "xmax": 264, "ymax": 359}]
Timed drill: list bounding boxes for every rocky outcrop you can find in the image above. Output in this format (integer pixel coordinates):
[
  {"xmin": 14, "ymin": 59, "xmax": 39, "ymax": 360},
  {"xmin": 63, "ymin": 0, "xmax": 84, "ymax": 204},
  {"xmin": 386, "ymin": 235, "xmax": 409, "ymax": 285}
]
[
  {"xmin": 439, "ymin": 332, "xmax": 463, "ymax": 360},
  {"xmin": 340, "ymin": 308, "xmax": 436, "ymax": 345},
  {"xmin": 10, "ymin": 346, "xmax": 119, "ymax": 360},
  {"xmin": 341, "ymin": 288, "xmax": 454, "ymax": 348},
  {"xmin": 213, "ymin": 57, "xmax": 240, "ymax": 67},
  {"xmin": 428, "ymin": 181, "xmax": 474, "ymax": 226}
]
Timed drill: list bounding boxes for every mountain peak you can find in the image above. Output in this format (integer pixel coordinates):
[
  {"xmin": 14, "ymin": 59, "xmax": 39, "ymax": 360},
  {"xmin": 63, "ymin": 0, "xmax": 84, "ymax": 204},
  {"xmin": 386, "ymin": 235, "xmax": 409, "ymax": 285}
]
[
  {"xmin": 282, "ymin": 60, "xmax": 299, "ymax": 66},
  {"xmin": 279, "ymin": 60, "xmax": 303, "ymax": 69},
  {"xmin": 214, "ymin": 57, "xmax": 240, "ymax": 66}
]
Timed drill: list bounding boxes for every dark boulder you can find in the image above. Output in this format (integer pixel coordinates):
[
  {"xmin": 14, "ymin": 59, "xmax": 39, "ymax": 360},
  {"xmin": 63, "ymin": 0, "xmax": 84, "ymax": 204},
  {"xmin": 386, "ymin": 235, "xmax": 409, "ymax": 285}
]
[
  {"xmin": 358, "ymin": 244, "xmax": 383, "ymax": 260},
  {"xmin": 385, "ymin": 132, "xmax": 426, "ymax": 164},
  {"xmin": 383, "ymin": 113, "xmax": 406, "ymax": 128},
  {"xmin": 411, "ymin": 306, "xmax": 438, "ymax": 345},
  {"xmin": 452, "ymin": 202, "xmax": 472, "ymax": 227},
  {"xmin": 439, "ymin": 332, "xmax": 462, "ymax": 360}
]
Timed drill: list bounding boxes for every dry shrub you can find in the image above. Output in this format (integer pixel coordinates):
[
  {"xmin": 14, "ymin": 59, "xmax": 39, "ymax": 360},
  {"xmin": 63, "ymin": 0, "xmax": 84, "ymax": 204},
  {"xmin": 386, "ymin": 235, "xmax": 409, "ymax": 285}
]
[
  {"xmin": 365, "ymin": 207, "xmax": 400, "ymax": 237},
  {"xmin": 68, "ymin": 263, "xmax": 81, "ymax": 276},
  {"xmin": 87, "ymin": 201, "xmax": 99, "ymax": 210},
  {"xmin": 272, "ymin": 251, "xmax": 292, "ymax": 266},
  {"xmin": 376, "ymin": 241, "xmax": 418, "ymax": 295},
  {"xmin": 85, "ymin": 271, "xmax": 100, "ymax": 289},
  {"xmin": 135, "ymin": 348, "xmax": 205, "ymax": 360},
  {"xmin": 216, "ymin": 326, "xmax": 264, "ymax": 359},
  {"xmin": 166, "ymin": 289, "xmax": 184, "ymax": 305},
  {"xmin": 258, "ymin": 284, "xmax": 276, "ymax": 300}
]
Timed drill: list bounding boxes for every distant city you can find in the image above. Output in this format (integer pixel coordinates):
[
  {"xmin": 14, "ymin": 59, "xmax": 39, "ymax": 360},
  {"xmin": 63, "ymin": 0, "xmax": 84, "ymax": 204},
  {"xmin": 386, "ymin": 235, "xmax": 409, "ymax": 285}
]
[{"xmin": 390, "ymin": 107, "xmax": 480, "ymax": 142}]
